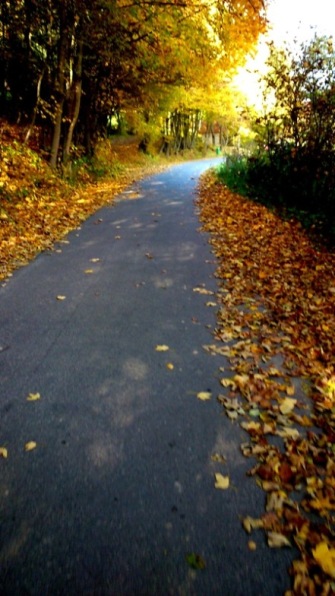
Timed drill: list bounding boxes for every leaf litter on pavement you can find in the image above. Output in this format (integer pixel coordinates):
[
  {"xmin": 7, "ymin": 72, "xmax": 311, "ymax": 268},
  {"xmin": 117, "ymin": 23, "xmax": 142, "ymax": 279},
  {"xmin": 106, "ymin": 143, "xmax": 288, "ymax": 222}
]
[
  {"xmin": 197, "ymin": 171, "xmax": 335, "ymax": 595},
  {"xmin": 0, "ymin": 127, "xmax": 169, "ymax": 283}
]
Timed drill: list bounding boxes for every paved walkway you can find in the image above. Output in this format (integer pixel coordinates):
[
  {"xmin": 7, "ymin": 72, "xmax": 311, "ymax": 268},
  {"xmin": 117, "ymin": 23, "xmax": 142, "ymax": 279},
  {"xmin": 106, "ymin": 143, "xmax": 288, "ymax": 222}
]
[{"xmin": 0, "ymin": 159, "xmax": 293, "ymax": 595}]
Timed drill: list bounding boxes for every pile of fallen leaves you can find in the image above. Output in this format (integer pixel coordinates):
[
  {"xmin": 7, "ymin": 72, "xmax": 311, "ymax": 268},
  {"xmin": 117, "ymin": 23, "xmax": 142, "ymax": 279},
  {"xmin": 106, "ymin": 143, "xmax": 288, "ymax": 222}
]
[
  {"xmin": 0, "ymin": 123, "xmax": 167, "ymax": 282},
  {"xmin": 197, "ymin": 172, "xmax": 335, "ymax": 595}
]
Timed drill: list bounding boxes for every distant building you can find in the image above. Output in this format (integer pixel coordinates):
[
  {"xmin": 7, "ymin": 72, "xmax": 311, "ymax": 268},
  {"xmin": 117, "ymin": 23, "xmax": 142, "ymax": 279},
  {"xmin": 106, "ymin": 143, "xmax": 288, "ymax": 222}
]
[{"xmin": 199, "ymin": 122, "xmax": 222, "ymax": 147}]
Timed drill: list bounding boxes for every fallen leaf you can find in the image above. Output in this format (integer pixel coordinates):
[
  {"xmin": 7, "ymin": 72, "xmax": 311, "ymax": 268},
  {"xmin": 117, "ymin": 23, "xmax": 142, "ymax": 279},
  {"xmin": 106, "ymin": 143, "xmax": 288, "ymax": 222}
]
[
  {"xmin": 240, "ymin": 421, "xmax": 261, "ymax": 432},
  {"xmin": 166, "ymin": 362, "xmax": 174, "ymax": 370},
  {"xmin": 193, "ymin": 287, "xmax": 213, "ymax": 295},
  {"xmin": 197, "ymin": 391, "xmax": 211, "ymax": 401},
  {"xmin": 227, "ymin": 410, "xmax": 239, "ymax": 420},
  {"xmin": 211, "ymin": 453, "xmax": 226, "ymax": 463},
  {"xmin": 24, "ymin": 441, "xmax": 37, "ymax": 452},
  {"xmin": 214, "ymin": 473, "xmax": 230, "ymax": 490},
  {"xmin": 285, "ymin": 385, "xmax": 295, "ymax": 396},
  {"xmin": 0, "ymin": 447, "xmax": 8, "ymax": 458},
  {"xmin": 84, "ymin": 269, "xmax": 94, "ymax": 274},
  {"xmin": 155, "ymin": 345, "xmax": 169, "ymax": 352},
  {"xmin": 185, "ymin": 553, "xmax": 206, "ymax": 570},
  {"xmin": 312, "ymin": 542, "xmax": 335, "ymax": 579},
  {"xmin": 26, "ymin": 392, "xmax": 41, "ymax": 401},
  {"xmin": 267, "ymin": 532, "xmax": 291, "ymax": 548},
  {"xmin": 266, "ymin": 491, "xmax": 286, "ymax": 512},
  {"xmin": 220, "ymin": 378, "xmax": 235, "ymax": 388},
  {"xmin": 279, "ymin": 397, "xmax": 297, "ymax": 415},
  {"xmin": 90, "ymin": 258, "xmax": 100, "ymax": 263},
  {"xmin": 242, "ymin": 516, "xmax": 264, "ymax": 533},
  {"xmin": 276, "ymin": 427, "xmax": 300, "ymax": 440},
  {"xmin": 206, "ymin": 301, "xmax": 217, "ymax": 307},
  {"xmin": 248, "ymin": 540, "xmax": 257, "ymax": 551},
  {"xmin": 56, "ymin": 295, "xmax": 66, "ymax": 301}
]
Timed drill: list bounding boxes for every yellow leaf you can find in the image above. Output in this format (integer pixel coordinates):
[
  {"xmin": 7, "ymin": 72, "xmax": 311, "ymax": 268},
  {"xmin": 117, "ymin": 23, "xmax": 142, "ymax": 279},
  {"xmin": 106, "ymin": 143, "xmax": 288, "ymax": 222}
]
[
  {"xmin": 240, "ymin": 421, "xmax": 261, "ymax": 432},
  {"xmin": 242, "ymin": 516, "xmax": 264, "ymax": 533},
  {"xmin": 309, "ymin": 496, "xmax": 334, "ymax": 511},
  {"xmin": 26, "ymin": 392, "xmax": 41, "ymax": 401},
  {"xmin": 193, "ymin": 287, "xmax": 213, "ymax": 295},
  {"xmin": 267, "ymin": 532, "xmax": 291, "ymax": 548},
  {"xmin": 166, "ymin": 362, "xmax": 174, "ymax": 370},
  {"xmin": 214, "ymin": 473, "xmax": 230, "ymax": 490},
  {"xmin": 234, "ymin": 374, "xmax": 250, "ymax": 387},
  {"xmin": 206, "ymin": 301, "xmax": 217, "ymax": 307},
  {"xmin": 220, "ymin": 378, "xmax": 235, "ymax": 388},
  {"xmin": 56, "ymin": 295, "xmax": 66, "ymax": 301},
  {"xmin": 312, "ymin": 542, "xmax": 335, "ymax": 578},
  {"xmin": 285, "ymin": 385, "xmax": 295, "ymax": 396},
  {"xmin": 279, "ymin": 397, "xmax": 297, "ymax": 415},
  {"xmin": 90, "ymin": 258, "xmax": 100, "ymax": 263},
  {"xmin": 24, "ymin": 441, "xmax": 37, "ymax": 452},
  {"xmin": 197, "ymin": 391, "xmax": 211, "ymax": 401},
  {"xmin": 84, "ymin": 269, "xmax": 94, "ymax": 274},
  {"xmin": 248, "ymin": 540, "xmax": 257, "ymax": 551},
  {"xmin": 155, "ymin": 345, "xmax": 169, "ymax": 351},
  {"xmin": 0, "ymin": 447, "xmax": 8, "ymax": 459},
  {"xmin": 276, "ymin": 427, "xmax": 300, "ymax": 440}
]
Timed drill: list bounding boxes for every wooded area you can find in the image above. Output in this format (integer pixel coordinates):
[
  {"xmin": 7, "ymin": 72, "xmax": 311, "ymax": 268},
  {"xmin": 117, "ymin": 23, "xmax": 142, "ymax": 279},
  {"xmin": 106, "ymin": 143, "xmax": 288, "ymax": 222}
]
[{"xmin": 0, "ymin": 0, "xmax": 266, "ymax": 167}]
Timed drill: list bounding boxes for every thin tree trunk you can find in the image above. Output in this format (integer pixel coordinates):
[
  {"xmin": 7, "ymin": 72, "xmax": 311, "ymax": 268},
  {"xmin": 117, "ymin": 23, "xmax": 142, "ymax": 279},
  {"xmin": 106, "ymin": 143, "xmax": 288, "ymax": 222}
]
[
  {"xmin": 63, "ymin": 39, "xmax": 83, "ymax": 165},
  {"xmin": 24, "ymin": 69, "xmax": 45, "ymax": 144},
  {"xmin": 49, "ymin": 3, "xmax": 71, "ymax": 169}
]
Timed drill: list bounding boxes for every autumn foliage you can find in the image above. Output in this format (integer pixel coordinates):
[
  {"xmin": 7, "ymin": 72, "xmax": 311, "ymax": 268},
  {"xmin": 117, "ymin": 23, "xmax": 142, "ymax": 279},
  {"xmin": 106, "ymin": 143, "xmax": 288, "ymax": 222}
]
[
  {"xmin": 0, "ymin": 122, "xmax": 167, "ymax": 281},
  {"xmin": 198, "ymin": 172, "xmax": 335, "ymax": 594},
  {"xmin": 0, "ymin": 0, "xmax": 266, "ymax": 165}
]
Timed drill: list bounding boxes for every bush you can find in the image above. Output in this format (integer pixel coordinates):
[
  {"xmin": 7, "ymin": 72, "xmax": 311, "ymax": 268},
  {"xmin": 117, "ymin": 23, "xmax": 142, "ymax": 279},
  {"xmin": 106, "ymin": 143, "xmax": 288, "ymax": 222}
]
[{"xmin": 217, "ymin": 148, "xmax": 335, "ymax": 242}]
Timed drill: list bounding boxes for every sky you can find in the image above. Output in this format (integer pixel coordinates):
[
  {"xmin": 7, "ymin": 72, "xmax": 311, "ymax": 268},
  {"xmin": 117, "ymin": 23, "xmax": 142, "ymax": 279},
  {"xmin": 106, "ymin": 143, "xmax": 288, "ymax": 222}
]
[
  {"xmin": 234, "ymin": 0, "xmax": 335, "ymax": 108},
  {"xmin": 266, "ymin": 0, "xmax": 335, "ymax": 44}
]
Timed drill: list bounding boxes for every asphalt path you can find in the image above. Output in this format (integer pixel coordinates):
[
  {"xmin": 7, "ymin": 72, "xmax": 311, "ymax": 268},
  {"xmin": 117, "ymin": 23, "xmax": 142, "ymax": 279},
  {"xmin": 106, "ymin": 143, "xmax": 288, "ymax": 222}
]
[{"xmin": 0, "ymin": 159, "xmax": 294, "ymax": 595}]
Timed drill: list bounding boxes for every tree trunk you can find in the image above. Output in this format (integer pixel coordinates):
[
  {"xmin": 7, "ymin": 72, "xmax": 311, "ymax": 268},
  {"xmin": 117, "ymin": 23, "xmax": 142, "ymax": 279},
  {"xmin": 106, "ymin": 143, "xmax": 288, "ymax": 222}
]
[
  {"xmin": 49, "ymin": 3, "xmax": 72, "ymax": 169},
  {"xmin": 24, "ymin": 69, "xmax": 45, "ymax": 144},
  {"xmin": 63, "ymin": 39, "xmax": 83, "ymax": 165}
]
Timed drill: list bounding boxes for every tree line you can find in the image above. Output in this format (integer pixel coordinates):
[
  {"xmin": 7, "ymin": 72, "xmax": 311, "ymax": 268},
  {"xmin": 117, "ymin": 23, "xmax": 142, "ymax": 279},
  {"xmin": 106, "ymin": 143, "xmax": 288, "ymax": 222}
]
[
  {"xmin": 218, "ymin": 35, "xmax": 335, "ymax": 238},
  {"xmin": 0, "ymin": 0, "xmax": 266, "ymax": 168}
]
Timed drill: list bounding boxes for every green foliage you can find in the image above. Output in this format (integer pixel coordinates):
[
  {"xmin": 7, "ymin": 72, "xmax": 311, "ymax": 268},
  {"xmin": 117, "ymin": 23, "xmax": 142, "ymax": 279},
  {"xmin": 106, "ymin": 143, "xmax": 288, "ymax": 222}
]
[
  {"xmin": 217, "ymin": 147, "xmax": 335, "ymax": 241},
  {"xmin": 217, "ymin": 36, "xmax": 335, "ymax": 242},
  {"xmin": 67, "ymin": 153, "xmax": 125, "ymax": 184},
  {"xmin": 216, "ymin": 156, "xmax": 250, "ymax": 195}
]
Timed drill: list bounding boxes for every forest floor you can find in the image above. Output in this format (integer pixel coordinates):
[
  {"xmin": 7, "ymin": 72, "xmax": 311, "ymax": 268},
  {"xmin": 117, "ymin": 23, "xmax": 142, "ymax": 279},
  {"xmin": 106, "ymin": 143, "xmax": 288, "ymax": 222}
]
[
  {"xmin": 0, "ymin": 124, "xmax": 185, "ymax": 282},
  {"xmin": 1, "ymin": 123, "xmax": 335, "ymax": 591}
]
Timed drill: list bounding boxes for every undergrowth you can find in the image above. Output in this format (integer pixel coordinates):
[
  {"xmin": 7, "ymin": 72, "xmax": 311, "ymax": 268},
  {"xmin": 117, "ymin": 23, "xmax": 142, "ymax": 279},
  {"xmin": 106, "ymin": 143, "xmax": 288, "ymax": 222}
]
[{"xmin": 216, "ymin": 152, "xmax": 335, "ymax": 248}]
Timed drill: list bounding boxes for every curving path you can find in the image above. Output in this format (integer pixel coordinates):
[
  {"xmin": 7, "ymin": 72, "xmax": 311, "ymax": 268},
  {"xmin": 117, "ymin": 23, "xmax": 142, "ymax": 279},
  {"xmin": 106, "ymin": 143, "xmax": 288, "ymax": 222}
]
[{"xmin": 0, "ymin": 159, "xmax": 293, "ymax": 595}]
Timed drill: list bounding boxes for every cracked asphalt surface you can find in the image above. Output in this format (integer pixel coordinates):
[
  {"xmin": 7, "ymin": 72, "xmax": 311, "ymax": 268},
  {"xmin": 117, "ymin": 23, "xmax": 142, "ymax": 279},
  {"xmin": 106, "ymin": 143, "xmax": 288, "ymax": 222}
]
[{"xmin": 0, "ymin": 158, "xmax": 294, "ymax": 595}]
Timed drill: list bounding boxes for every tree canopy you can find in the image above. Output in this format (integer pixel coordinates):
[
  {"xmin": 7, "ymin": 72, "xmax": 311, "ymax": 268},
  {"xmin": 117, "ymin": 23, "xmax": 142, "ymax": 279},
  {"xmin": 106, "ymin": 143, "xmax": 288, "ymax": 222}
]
[{"xmin": 0, "ymin": 0, "xmax": 267, "ymax": 165}]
